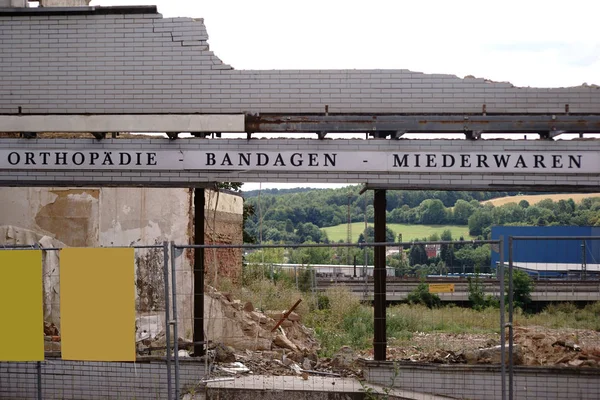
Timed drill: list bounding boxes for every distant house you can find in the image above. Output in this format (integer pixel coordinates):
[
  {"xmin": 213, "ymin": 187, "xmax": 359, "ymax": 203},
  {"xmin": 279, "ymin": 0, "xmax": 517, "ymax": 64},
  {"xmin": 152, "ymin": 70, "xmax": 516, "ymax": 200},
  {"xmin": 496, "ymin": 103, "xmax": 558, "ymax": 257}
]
[{"xmin": 425, "ymin": 244, "xmax": 440, "ymax": 258}]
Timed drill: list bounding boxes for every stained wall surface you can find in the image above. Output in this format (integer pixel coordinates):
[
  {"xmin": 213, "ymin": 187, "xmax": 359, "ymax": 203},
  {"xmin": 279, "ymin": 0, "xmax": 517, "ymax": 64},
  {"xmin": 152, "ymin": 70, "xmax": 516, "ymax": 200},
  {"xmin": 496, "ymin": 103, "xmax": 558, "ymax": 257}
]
[{"xmin": 0, "ymin": 187, "xmax": 244, "ymax": 337}]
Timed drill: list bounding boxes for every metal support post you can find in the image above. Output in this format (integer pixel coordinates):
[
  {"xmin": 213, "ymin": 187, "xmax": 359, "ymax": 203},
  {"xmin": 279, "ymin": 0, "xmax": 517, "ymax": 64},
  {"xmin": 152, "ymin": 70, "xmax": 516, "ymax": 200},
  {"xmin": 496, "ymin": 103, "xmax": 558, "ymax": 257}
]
[
  {"xmin": 33, "ymin": 243, "xmax": 42, "ymax": 400},
  {"xmin": 582, "ymin": 240, "xmax": 587, "ymax": 280},
  {"xmin": 193, "ymin": 187, "xmax": 206, "ymax": 356},
  {"xmin": 162, "ymin": 241, "xmax": 172, "ymax": 400},
  {"xmin": 170, "ymin": 241, "xmax": 180, "ymax": 399},
  {"xmin": 498, "ymin": 237, "xmax": 506, "ymax": 400},
  {"xmin": 508, "ymin": 237, "xmax": 514, "ymax": 400},
  {"xmin": 373, "ymin": 189, "xmax": 387, "ymax": 361}
]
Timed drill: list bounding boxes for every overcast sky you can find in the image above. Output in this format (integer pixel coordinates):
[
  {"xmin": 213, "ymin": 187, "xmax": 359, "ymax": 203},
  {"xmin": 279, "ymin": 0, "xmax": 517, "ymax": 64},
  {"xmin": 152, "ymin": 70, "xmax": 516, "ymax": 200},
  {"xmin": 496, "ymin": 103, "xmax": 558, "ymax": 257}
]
[
  {"xmin": 90, "ymin": 1, "xmax": 600, "ymax": 190},
  {"xmin": 92, "ymin": 0, "xmax": 599, "ymax": 88}
]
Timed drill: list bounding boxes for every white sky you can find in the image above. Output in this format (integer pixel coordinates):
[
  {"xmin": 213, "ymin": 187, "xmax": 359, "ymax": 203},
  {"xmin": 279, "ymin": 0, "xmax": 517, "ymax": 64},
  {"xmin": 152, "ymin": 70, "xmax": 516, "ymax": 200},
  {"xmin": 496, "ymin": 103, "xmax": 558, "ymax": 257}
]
[{"xmin": 90, "ymin": 0, "xmax": 600, "ymax": 191}]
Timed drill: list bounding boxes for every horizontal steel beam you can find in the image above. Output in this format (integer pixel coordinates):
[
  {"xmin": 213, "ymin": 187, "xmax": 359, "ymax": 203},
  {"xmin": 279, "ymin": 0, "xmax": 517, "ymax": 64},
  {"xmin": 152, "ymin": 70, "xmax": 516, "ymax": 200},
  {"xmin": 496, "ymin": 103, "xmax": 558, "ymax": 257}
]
[{"xmin": 245, "ymin": 114, "xmax": 600, "ymax": 134}]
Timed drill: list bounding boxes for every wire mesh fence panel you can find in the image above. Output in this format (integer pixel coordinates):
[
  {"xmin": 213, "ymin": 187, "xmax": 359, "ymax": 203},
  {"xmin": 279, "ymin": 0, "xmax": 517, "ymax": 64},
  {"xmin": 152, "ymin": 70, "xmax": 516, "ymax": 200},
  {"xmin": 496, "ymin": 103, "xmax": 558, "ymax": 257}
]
[
  {"xmin": 506, "ymin": 236, "xmax": 600, "ymax": 400},
  {"xmin": 173, "ymin": 239, "xmax": 517, "ymax": 400},
  {"xmin": 0, "ymin": 244, "xmax": 185, "ymax": 400}
]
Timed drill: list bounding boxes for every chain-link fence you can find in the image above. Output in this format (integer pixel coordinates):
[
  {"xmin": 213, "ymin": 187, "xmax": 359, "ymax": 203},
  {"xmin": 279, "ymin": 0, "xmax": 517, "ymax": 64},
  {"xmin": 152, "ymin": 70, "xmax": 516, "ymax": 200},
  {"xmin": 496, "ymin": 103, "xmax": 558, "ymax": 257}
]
[
  {"xmin": 3, "ymin": 236, "xmax": 600, "ymax": 399},
  {"xmin": 0, "ymin": 242, "xmax": 188, "ymax": 400}
]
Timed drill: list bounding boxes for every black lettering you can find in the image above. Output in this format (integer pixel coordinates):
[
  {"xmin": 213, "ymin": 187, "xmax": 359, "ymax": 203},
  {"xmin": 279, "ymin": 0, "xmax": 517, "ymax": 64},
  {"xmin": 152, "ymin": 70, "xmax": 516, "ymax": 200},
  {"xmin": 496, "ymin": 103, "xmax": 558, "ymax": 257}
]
[
  {"xmin": 147, "ymin": 152, "xmax": 157, "ymax": 166},
  {"xmin": 72, "ymin": 152, "xmax": 85, "ymax": 166},
  {"xmin": 515, "ymin": 155, "xmax": 527, "ymax": 168},
  {"xmin": 273, "ymin": 154, "xmax": 286, "ymax": 166},
  {"xmin": 40, "ymin": 152, "xmax": 50, "ymax": 165},
  {"xmin": 442, "ymin": 154, "xmax": 455, "ymax": 168},
  {"xmin": 102, "ymin": 152, "xmax": 114, "ymax": 166},
  {"xmin": 493, "ymin": 154, "xmax": 510, "ymax": 168},
  {"xmin": 324, "ymin": 153, "xmax": 336, "ymax": 167},
  {"xmin": 221, "ymin": 153, "xmax": 232, "ymax": 166},
  {"xmin": 119, "ymin": 152, "xmax": 131, "ymax": 165},
  {"xmin": 257, "ymin": 153, "xmax": 269, "ymax": 166},
  {"xmin": 533, "ymin": 155, "xmax": 546, "ymax": 168},
  {"xmin": 238, "ymin": 153, "xmax": 251, "ymax": 166},
  {"xmin": 569, "ymin": 155, "xmax": 582, "ymax": 169},
  {"xmin": 135, "ymin": 152, "xmax": 142, "ymax": 166},
  {"xmin": 308, "ymin": 153, "xmax": 319, "ymax": 166},
  {"xmin": 414, "ymin": 154, "xmax": 420, "ymax": 167},
  {"xmin": 460, "ymin": 154, "xmax": 471, "ymax": 168},
  {"xmin": 393, "ymin": 154, "xmax": 408, "ymax": 167},
  {"xmin": 477, "ymin": 154, "xmax": 489, "ymax": 168},
  {"xmin": 552, "ymin": 155, "xmax": 563, "ymax": 168},
  {"xmin": 55, "ymin": 152, "xmax": 67, "ymax": 165},
  {"xmin": 25, "ymin": 152, "xmax": 35, "ymax": 165},
  {"xmin": 290, "ymin": 153, "xmax": 303, "ymax": 167},
  {"xmin": 206, "ymin": 153, "xmax": 215, "ymax": 166},
  {"xmin": 90, "ymin": 152, "xmax": 100, "ymax": 166},
  {"xmin": 426, "ymin": 154, "xmax": 436, "ymax": 167},
  {"xmin": 7, "ymin": 152, "xmax": 20, "ymax": 165}
]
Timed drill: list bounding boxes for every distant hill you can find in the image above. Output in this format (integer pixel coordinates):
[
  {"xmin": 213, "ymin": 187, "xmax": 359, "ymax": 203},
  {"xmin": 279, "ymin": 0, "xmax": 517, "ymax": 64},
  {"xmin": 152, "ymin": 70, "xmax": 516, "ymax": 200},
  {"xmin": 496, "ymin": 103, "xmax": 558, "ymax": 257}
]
[{"xmin": 483, "ymin": 193, "xmax": 600, "ymax": 207}]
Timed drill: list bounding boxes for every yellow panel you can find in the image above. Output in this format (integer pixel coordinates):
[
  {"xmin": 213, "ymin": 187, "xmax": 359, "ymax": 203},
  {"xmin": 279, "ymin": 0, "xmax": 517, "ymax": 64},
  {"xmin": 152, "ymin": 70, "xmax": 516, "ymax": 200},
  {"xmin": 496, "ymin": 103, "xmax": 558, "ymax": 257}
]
[
  {"xmin": 0, "ymin": 250, "xmax": 44, "ymax": 361},
  {"xmin": 61, "ymin": 248, "xmax": 135, "ymax": 361},
  {"xmin": 428, "ymin": 283, "xmax": 455, "ymax": 293}
]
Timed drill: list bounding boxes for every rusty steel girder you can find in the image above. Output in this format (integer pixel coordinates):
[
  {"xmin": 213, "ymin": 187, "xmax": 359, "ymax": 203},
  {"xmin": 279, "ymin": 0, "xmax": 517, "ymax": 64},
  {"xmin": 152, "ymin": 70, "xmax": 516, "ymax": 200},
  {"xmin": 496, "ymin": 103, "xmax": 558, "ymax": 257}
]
[{"xmin": 245, "ymin": 114, "xmax": 600, "ymax": 135}]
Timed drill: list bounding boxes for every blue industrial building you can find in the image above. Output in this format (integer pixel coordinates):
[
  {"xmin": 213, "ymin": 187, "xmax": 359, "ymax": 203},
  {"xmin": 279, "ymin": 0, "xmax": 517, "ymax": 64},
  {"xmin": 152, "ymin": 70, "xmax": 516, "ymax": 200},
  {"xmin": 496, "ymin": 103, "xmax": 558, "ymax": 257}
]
[{"xmin": 491, "ymin": 226, "xmax": 600, "ymax": 278}]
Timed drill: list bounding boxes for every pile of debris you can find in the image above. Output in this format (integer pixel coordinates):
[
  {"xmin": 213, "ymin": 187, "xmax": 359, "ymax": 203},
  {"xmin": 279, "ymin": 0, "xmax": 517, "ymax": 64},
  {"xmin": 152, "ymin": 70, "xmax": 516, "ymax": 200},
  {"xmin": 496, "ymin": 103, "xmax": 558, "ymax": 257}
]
[
  {"xmin": 513, "ymin": 325, "xmax": 600, "ymax": 367},
  {"xmin": 356, "ymin": 326, "xmax": 600, "ymax": 369}
]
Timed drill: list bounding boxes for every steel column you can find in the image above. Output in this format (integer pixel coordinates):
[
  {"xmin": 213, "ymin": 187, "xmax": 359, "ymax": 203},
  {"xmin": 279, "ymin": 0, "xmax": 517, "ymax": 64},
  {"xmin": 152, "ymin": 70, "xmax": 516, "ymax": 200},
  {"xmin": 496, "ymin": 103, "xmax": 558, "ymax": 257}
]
[
  {"xmin": 373, "ymin": 189, "xmax": 387, "ymax": 361},
  {"xmin": 193, "ymin": 188, "xmax": 206, "ymax": 357}
]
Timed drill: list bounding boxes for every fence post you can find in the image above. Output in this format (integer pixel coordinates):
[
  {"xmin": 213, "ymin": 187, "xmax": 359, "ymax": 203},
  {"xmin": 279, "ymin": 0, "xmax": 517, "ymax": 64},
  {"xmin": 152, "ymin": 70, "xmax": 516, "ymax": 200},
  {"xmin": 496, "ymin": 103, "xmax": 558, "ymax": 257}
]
[
  {"xmin": 499, "ymin": 237, "xmax": 506, "ymax": 400},
  {"xmin": 170, "ymin": 241, "xmax": 180, "ymax": 399},
  {"xmin": 33, "ymin": 243, "xmax": 42, "ymax": 400},
  {"xmin": 508, "ymin": 236, "xmax": 514, "ymax": 400},
  {"xmin": 162, "ymin": 241, "xmax": 172, "ymax": 400}
]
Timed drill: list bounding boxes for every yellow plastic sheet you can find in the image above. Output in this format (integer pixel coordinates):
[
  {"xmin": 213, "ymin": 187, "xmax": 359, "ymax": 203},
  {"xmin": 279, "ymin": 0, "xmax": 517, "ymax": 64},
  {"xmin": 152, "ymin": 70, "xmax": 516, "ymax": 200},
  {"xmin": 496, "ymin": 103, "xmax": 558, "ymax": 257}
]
[
  {"xmin": 61, "ymin": 248, "xmax": 135, "ymax": 361},
  {"xmin": 0, "ymin": 250, "xmax": 44, "ymax": 361}
]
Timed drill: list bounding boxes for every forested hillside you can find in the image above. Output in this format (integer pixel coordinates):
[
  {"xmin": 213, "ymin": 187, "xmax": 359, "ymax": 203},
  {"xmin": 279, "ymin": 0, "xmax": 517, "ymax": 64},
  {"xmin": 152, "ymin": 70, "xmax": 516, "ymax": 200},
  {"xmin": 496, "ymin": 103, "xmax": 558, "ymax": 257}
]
[{"xmin": 242, "ymin": 186, "xmax": 600, "ymax": 244}]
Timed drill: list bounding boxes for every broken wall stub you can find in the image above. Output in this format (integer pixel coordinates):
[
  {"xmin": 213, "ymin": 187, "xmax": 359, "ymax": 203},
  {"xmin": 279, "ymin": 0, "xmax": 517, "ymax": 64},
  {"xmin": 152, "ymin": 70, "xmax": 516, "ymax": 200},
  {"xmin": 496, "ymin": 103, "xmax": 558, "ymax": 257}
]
[{"xmin": 202, "ymin": 189, "xmax": 244, "ymax": 288}]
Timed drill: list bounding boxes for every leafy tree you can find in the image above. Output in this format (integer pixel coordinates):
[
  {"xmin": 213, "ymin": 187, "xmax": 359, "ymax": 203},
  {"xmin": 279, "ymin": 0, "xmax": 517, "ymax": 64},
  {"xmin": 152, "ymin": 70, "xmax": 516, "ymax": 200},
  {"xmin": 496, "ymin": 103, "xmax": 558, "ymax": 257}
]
[
  {"xmin": 506, "ymin": 269, "xmax": 534, "ymax": 312},
  {"xmin": 408, "ymin": 244, "xmax": 428, "ymax": 266},
  {"xmin": 468, "ymin": 209, "xmax": 493, "ymax": 236},
  {"xmin": 288, "ymin": 243, "xmax": 334, "ymax": 265},
  {"xmin": 518, "ymin": 199, "xmax": 530, "ymax": 209},
  {"xmin": 453, "ymin": 199, "xmax": 475, "ymax": 224},
  {"xmin": 418, "ymin": 199, "xmax": 447, "ymax": 224},
  {"xmin": 357, "ymin": 226, "xmax": 395, "ymax": 243},
  {"xmin": 439, "ymin": 230, "xmax": 454, "ymax": 268}
]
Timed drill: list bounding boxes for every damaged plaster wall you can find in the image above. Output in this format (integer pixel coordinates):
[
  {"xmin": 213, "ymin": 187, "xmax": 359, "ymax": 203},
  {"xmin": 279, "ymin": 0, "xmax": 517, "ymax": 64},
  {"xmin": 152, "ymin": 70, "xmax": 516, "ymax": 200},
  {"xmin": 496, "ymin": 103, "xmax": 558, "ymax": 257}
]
[{"xmin": 0, "ymin": 187, "xmax": 244, "ymax": 340}]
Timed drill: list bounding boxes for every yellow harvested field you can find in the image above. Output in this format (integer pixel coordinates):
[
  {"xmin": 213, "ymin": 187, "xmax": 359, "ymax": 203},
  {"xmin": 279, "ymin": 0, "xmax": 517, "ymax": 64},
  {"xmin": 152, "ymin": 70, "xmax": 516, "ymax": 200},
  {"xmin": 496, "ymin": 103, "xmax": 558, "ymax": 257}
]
[{"xmin": 483, "ymin": 193, "xmax": 600, "ymax": 207}]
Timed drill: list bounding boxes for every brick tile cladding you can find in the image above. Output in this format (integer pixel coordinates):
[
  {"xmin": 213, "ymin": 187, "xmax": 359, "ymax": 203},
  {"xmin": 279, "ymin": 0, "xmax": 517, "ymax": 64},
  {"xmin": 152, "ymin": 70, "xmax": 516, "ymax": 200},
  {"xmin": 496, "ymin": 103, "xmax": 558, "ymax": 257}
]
[{"xmin": 1, "ymin": 8, "xmax": 599, "ymax": 115}]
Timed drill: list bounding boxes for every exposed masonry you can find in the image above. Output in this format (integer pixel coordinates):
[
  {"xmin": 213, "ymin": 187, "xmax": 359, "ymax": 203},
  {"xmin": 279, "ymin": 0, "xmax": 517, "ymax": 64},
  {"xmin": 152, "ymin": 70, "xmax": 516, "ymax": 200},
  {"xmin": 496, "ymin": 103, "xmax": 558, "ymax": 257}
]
[
  {"xmin": 0, "ymin": 7, "xmax": 599, "ymax": 115},
  {"xmin": 0, "ymin": 358, "xmax": 207, "ymax": 400},
  {"xmin": 2, "ymin": 138, "xmax": 600, "ymax": 191},
  {"xmin": 363, "ymin": 362, "xmax": 600, "ymax": 400}
]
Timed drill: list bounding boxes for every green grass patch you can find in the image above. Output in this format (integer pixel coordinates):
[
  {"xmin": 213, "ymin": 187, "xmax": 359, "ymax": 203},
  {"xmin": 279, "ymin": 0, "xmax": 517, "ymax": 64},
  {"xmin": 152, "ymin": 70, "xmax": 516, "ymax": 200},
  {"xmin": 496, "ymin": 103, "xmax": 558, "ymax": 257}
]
[{"xmin": 322, "ymin": 222, "xmax": 472, "ymax": 242}]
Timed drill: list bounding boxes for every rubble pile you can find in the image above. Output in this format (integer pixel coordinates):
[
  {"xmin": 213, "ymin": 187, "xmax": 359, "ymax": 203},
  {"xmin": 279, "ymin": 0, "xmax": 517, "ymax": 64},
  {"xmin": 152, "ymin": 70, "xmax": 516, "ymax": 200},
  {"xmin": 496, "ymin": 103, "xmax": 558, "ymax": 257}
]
[
  {"xmin": 357, "ymin": 326, "xmax": 600, "ymax": 369},
  {"xmin": 513, "ymin": 326, "xmax": 600, "ymax": 367}
]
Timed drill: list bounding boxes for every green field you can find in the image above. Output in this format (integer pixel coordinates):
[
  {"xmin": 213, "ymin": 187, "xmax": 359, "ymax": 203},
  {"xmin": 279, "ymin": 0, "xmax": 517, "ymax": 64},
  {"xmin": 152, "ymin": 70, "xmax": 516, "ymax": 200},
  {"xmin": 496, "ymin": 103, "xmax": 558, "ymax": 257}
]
[{"xmin": 322, "ymin": 222, "xmax": 472, "ymax": 242}]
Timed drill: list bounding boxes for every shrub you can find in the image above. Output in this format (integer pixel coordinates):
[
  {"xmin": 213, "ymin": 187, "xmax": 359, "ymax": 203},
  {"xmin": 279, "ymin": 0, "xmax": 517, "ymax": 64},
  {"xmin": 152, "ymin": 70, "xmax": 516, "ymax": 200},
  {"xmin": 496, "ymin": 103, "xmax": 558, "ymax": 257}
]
[{"xmin": 406, "ymin": 281, "xmax": 441, "ymax": 308}]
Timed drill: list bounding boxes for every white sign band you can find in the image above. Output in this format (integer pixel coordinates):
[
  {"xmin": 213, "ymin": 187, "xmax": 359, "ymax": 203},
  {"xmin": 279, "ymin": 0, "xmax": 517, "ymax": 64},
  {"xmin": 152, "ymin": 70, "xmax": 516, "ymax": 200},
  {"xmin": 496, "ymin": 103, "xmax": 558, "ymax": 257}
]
[{"xmin": 0, "ymin": 150, "xmax": 597, "ymax": 174}]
